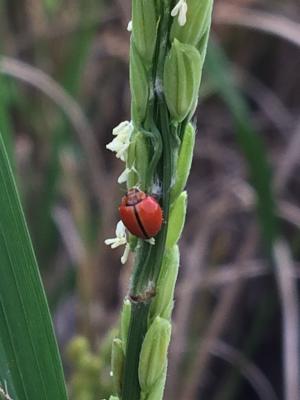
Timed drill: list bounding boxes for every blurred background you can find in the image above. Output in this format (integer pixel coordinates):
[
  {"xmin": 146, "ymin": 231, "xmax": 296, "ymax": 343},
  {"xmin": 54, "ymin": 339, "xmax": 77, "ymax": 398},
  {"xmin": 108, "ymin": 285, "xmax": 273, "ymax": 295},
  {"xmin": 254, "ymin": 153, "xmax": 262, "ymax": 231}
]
[{"xmin": 0, "ymin": 0, "xmax": 300, "ymax": 399}]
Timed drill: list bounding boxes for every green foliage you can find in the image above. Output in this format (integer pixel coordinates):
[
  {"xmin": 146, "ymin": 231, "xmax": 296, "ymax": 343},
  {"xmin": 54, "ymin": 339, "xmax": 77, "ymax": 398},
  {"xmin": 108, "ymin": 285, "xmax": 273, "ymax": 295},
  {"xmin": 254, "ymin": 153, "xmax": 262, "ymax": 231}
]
[
  {"xmin": 0, "ymin": 132, "xmax": 68, "ymax": 400},
  {"xmin": 0, "ymin": 0, "xmax": 293, "ymax": 398}
]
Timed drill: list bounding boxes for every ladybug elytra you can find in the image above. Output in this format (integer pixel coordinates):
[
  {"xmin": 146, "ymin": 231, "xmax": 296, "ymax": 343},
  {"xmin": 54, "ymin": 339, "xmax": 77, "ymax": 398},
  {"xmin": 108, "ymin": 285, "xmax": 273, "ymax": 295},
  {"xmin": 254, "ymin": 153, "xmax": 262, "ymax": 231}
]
[{"xmin": 119, "ymin": 188, "xmax": 163, "ymax": 239}]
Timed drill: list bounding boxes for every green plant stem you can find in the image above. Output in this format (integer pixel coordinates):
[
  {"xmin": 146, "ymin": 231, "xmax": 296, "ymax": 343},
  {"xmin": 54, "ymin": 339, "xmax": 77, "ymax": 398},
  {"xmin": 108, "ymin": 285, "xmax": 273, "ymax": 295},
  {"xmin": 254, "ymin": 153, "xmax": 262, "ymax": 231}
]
[
  {"xmin": 121, "ymin": 302, "xmax": 150, "ymax": 400},
  {"xmin": 121, "ymin": 2, "xmax": 175, "ymax": 398},
  {"xmin": 121, "ymin": 107, "xmax": 174, "ymax": 400}
]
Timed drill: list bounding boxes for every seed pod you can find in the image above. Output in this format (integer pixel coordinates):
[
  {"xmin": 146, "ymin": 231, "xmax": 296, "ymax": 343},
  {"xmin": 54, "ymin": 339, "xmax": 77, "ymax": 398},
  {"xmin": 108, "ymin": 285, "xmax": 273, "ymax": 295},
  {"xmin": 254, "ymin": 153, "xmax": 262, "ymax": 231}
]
[
  {"xmin": 138, "ymin": 317, "xmax": 171, "ymax": 392},
  {"xmin": 150, "ymin": 245, "xmax": 180, "ymax": 321},
  {"xmin": 164, "ymin": 39, "xmax": 202, "ymax": 122},
  {"xmin": 121, "ymin": 299, "xmax": 131, "ymax": 354},
  {"xmin": 131, "ymin": 0, "xmax": 158, "ymax": 65},
  {"xmin": 166, "ymin": 191, "xmax": 187, "ymax": 248},
  {"xmin": 111, "ymin": 339, "xmax": 124, "ymax": 396},
  {"xmin": 171, "ymin": 124, "xmax": 195, "ymax": 203},
  {"xmin": 171, "ymin": 0, "xmax": 213, "ymax": 48},
  {"xmin": 130, "ymin": 42, "xmax": 149, "ymax": 124}
]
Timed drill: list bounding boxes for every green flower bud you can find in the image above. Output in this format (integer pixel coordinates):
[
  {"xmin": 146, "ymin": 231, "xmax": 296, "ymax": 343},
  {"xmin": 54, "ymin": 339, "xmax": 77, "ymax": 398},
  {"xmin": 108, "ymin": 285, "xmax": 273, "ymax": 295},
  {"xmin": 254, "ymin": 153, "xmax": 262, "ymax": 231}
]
[
  {"xmin": 127, "ymin": 130, "xmax": 149, "ymax": 190},
  {"xmin": 132, "ymin": 0, "xmax": 158, "ymax": 64},
  {"xmin": 111, "ymin": 338, "xmax": 124, "ymax": 396},
  {"xmin": 171, "ymin": 124, "xmax": 195, "ymax": 203},
  {"xmin": 121, "ymin": 299, "xmax": 131, "ymax": 353},
  {"xmin": 130, "ymin": 42, "xmax": 149, "ymax": 124},
  {"xmin": 138, "ymin": 317, "xmax": 171, "ymax": 393},
  {"xmin": 109, "ymin": 396, "xmax": 119, "ymax": 400},
  {"xmin": 67, "ymin": 336, "xmax": 90, "ymax": 364},
  {"xmin": 170, "ymin": 0, "xmax": 213, "ymax": 48},
  {"xmin": 166, "ymin": 191, "xmax": 187, "ymax": 248},
  {"xmin": 164, "ymin": 39, "xmax": 202, "ymax": 122},
  {"xmin": 150, "ymin": 245, "xmax": 180, "ymax": 320}
]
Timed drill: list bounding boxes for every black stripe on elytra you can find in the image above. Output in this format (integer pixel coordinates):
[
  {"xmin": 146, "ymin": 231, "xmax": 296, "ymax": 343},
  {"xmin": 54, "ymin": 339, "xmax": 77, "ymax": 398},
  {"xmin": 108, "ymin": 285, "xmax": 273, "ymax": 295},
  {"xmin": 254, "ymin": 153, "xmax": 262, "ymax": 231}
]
[{"xmin": 133, "ymin": 205, "xmax": 149, "ymax": 239}]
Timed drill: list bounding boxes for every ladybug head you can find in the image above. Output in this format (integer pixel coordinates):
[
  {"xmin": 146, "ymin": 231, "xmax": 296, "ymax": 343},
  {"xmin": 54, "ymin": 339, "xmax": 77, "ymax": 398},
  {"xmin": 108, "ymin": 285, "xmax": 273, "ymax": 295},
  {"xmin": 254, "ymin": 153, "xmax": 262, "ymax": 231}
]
[{"xmin": 123, "ymin": 187, "xmax": 146, "ymax": 206}]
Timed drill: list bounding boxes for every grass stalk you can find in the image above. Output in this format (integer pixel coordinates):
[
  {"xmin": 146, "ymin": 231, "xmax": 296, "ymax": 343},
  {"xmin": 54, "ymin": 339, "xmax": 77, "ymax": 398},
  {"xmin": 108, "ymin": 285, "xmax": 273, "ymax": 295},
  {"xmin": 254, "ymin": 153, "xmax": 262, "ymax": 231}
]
[{"xmin": 105, "ymin": 1, "xmax": 215, "ymax": 399}]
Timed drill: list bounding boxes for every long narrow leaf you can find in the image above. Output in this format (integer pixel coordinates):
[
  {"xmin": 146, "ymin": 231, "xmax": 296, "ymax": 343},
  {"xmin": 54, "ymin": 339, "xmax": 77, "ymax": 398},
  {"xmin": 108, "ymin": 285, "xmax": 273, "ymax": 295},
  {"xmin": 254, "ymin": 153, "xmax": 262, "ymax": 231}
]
[{"xmin": 0, "ymin": 131, "xmax": 68, "ymax": 400}]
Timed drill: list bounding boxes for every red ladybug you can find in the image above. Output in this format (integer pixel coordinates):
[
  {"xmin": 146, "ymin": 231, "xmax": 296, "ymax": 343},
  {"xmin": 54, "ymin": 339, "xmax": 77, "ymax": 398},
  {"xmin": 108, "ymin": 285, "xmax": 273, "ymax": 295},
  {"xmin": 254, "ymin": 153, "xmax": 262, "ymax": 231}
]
[{"xmin": 119, "ymin": 188, "xmax": 163, "ymax": 239}]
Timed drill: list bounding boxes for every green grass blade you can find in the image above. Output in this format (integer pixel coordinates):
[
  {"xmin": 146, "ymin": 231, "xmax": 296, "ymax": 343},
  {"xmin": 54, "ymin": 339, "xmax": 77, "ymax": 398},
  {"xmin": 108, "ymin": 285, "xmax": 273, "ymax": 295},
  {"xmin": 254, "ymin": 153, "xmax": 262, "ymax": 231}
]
[
  {"xmin": 0, "ymin": 131, "xmax": 68, "ymax": 400},
  {"xmin": 0, "ymin": 339, "xmax": 18, "ymax": 399}
]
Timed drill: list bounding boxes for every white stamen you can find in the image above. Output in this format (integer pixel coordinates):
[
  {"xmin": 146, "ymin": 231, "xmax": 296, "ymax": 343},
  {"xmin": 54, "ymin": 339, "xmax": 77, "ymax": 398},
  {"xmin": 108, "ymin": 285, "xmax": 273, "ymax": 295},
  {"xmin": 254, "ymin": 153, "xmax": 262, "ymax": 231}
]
[
  {"xmin": 146, "ymin": 238, "xmax": 156, "ymax": 245},
  {"xmin": 171, "ymin": 0, "xmax": 188, "ymax": 26},
  {"xmin": 118, "ymin": 167, "xmax": 130, "ymax": 184},
  {"xmin": 121, "ymin": 243, "xmax": 131, "ymax": 264},
  {"xmin": 107, "ymin": 121, "xmax": 134, "ymax": 161},
  {"xmin": 127, "ymin": 20, "xmax": 133, "ymax": 32},
  {"xmin": 112, "ymin": 121, "xmax": 132, "ymax": 136},
  {"xmin": 118, "ymin": 165, "xmax": 138, "ymax": 185},
  {"xmin": 105, "ymin": 221, "xmax": 131, "ymax": 264},
  {"xmin": 104, "ymin": 221, "xmax": 127, "ymax": 249}
]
